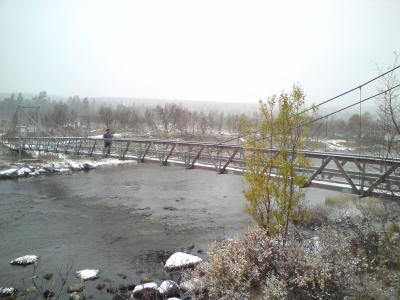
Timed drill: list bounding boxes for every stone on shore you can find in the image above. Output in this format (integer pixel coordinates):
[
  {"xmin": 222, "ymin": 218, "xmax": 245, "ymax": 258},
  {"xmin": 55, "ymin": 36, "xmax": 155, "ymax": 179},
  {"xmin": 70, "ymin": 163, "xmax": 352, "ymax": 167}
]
[
  {"xmin": 10, "ymin": 255, "xmax": 38, "ymax": 266},
  {"xmin": 132, "ymin": 282, "xmax": 162, "ymax": 299},
  {"xmin": 0, "ymin": 287, "xmax": 16, "ymax": 297},
  {"xmin": 159, "ymin": 280, "xmax": 180, "ymax": 298},
  {"xmin": 164, "ymin": 252, "xmax": 202, "ymax": 270},
  {"xmin": 17, "ymin": 167, "xmax": 31, "ymax": 176},
  {"xmin": 76, "ymin": 269, "xmax": 99, "ymax": 281}
]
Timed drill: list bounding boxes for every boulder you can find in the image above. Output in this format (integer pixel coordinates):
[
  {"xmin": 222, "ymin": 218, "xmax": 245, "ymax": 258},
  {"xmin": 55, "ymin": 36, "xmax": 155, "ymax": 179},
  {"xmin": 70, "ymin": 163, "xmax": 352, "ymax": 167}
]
[
  {"xmin": 76, "ymin": 269, "xmax": 99, "ymax": 281},
  {"xmin": 132, "ymin": 282, "xmax": 162, "ymax": 299},
  {"xmin": 164, "ymin": 252, "xmax": 202, "ymax": 271},
  {"xmin": 67, "ymin": 283, "xmax": 85, "ymax": 293},
  {"xmin": 68, "ymin": 162, "xmax": 82, "ymax": 171},
  {"xmin": 17, "ymin": 167, "xmax": 31, "ymax": 176},
  {"xmin": 159, "ymin": 280, "xmax": 180, "ymax": 298},
  {"xmin": 10, "ymin": 255, "xmax": 38, "ymax": 266},
  {"xmin": 0, "ymin": 287, "xmax": 16, "ymax": 297}
]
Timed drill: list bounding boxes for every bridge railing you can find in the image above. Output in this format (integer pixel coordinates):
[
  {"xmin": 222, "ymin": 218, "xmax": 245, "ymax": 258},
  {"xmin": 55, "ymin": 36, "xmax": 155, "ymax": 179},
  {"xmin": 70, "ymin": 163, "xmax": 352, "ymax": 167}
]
[{"xmin": 1, "ymin": 136, "xmax": 399, "ymax": 199}]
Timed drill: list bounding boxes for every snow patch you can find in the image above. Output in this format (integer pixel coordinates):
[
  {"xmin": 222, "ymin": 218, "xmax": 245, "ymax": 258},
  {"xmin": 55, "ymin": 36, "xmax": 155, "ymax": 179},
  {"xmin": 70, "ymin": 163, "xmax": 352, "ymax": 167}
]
[
  {"xmin": 0, "ymin": 168, "xmax": 18, "ymax": 176},
  {"xmin": 326, "ymin": 139, "xmax": 354, "ymax": 151}
]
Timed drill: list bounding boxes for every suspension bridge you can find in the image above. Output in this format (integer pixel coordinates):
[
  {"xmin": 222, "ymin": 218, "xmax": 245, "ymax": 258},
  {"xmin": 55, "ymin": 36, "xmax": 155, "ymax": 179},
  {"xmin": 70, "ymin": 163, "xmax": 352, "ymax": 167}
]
[{"xmin": 1, "ymin": 66, "xmax": 400, "ymax": 199}]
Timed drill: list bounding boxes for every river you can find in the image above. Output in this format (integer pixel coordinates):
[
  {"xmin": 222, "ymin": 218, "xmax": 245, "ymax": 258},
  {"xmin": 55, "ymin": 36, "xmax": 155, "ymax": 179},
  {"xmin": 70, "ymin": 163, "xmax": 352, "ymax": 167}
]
[{"xmin": 0, "ymin": 151, "xmax": 337, "ymax": 299}]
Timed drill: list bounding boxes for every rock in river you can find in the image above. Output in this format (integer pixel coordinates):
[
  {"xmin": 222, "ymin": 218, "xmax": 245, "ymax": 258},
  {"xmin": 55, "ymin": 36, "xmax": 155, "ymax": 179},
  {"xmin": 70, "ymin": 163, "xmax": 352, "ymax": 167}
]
[
  {"xmin": 0, "ymin": 287, "xmax": 16, "ymax": 297},
  {"xmin": 76, "ymin": 269, "xmax": 99, "ymax": 281},
  {"xmin": 132, "ymin": 282, "xmax": 162, "ymax": 299},
  {"xmin": 164, "ymin": 252, "xmax": 202, "ymax": 270},
  {"xmin": 10, "ymin": 255, "xmax": 38, "ymax": 266},
  {"xmin": 17, "ymin": 167, "xmax": 31, "ymax": 176}
]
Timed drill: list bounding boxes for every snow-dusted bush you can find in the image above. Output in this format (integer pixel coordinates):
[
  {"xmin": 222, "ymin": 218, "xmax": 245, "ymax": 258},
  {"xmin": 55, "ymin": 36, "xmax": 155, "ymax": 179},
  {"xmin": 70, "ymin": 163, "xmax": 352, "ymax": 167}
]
[
  {"xmin": 182, "ymin": 227, "xmax": 360, "ymax": 299},
  {"xmin": 182, "ymin": 227, "xmax": 284, "ymax": 299}
]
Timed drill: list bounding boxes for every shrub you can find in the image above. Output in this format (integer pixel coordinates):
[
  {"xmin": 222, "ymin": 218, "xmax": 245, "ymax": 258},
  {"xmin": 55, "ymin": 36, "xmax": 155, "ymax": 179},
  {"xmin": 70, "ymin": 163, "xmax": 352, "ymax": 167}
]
[
  {"xmin": 182, "ymin": 227, "xmax": 284, "ymax": 299},
  {"xmin": 182, "ymin": 227, "xmax": 359, "ymax": 299}
]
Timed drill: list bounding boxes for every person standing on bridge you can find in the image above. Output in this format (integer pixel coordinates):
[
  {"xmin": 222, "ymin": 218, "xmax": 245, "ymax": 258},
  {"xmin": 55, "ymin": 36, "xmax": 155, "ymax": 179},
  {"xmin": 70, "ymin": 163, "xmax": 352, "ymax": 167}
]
[{"xmin": 102, "ymin": 128, "xmax": 113, "ymax": 158}]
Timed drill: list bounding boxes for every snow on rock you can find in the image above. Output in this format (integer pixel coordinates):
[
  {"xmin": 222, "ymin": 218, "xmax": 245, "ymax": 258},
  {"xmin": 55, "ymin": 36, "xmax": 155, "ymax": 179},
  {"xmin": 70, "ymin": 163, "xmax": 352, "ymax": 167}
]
[
  {"xmin": 29, "ymin": 170, "xmax": 41, "ymax": 176},
  {"xmin": 132, "ymin": 282, "xmax": 162, "ymax": 299},
  {"xmin": 57, "ymin": 168, "xmax": 72, "ymax": 173},
  {"xmin": 0, "ymin": 168, "xmax": 18, "ymax": 178},
  {"xmin": 76, "ymin": 269, "xmax": 99, "ymax": 281},
  {"xmin": 10, "ymin": 255, "xmax": 39, "ymax": 265},
  {"xmin": 18, "ymin": 167, "xmax": 31, "ymax": 176},
  {"xmin": 164, "ymin": 252, "xmax": 202, "ymax": 270},
  {"xmin": 159, "ymin": 280, "xmax": 180, "ymax": 297},
  {"xmin": 66, "ymin": 160, "xmax": 83, "ymax": 171},
  {"xmin": 167, "ymin": 298, "xmax": 181, "ymax": 300},
  {"xmin": 0, "ymin": 287, "xmax": 16, "ymax": 297},
  {"xmin": 38, "ymin": 168, "xmax": 47, "ymax": 173}
]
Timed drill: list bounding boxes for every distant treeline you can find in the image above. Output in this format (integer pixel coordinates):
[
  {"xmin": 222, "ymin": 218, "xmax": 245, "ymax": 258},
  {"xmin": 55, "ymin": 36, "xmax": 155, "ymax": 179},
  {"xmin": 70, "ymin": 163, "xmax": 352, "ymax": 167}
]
[
  {"xmin": 0, "ymin": 91, "xmax": 251, "ymax": 138},
  {"xmin": 0, "ymin": 91, "xmax": 388, "ymax": 145}
]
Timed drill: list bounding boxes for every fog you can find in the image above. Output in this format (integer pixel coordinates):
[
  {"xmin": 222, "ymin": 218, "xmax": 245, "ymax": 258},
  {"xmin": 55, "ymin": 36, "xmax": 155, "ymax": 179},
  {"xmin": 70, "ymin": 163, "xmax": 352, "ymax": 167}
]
[{"xmin": 0, "ymin": 0, "xmax": 399, "ymax": 106}]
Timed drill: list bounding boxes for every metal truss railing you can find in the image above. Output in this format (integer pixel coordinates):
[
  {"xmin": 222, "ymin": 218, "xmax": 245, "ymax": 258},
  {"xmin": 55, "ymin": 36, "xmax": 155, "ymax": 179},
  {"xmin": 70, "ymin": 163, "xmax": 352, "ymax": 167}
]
[{"xmin": 1, "ymin": 136, "xmax": 399, "ymax": 199}]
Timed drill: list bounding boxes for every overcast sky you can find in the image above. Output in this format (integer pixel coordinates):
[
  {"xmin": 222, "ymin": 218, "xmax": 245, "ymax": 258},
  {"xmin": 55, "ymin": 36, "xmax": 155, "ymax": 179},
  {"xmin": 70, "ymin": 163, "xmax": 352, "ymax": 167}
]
[{"xmin": 0, "ymin": 0, "xmax": 399, "ymax": 105}]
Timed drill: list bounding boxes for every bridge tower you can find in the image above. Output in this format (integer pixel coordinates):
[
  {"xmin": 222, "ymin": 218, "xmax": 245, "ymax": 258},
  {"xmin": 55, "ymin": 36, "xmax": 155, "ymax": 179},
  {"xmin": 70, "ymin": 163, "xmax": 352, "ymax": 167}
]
[{"xmin": 15, "ymin": 105, "xmax": 42, "ymax": 160}]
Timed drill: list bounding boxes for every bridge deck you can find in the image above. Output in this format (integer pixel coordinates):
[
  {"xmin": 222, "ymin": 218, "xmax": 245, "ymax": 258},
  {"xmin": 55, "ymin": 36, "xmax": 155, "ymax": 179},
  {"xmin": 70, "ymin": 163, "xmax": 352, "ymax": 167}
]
[{"xmin": 1, "ymin": 136, "xmax": 399, "ymax": 199}]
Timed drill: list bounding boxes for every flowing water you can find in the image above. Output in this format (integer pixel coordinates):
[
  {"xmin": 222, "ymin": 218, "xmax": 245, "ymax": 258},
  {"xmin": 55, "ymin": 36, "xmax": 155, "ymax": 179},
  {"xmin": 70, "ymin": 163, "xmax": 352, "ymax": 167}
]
[{"xmin": 0, "ymin": 146, "xmax": 337, "ymax": 299}]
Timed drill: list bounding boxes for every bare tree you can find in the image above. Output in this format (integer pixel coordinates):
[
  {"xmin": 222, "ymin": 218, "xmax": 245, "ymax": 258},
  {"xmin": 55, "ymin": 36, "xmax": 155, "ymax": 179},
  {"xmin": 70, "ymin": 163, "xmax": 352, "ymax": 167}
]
[{"xmin": 375, "ymin": 52, "xmax": 400, "ymax": 159}]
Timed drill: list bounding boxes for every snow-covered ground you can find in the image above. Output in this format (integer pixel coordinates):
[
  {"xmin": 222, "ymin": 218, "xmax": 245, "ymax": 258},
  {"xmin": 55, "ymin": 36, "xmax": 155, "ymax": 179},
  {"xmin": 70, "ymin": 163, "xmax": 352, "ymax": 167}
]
[
  {"xmin": 325, "ymin": 139, "xmax": 354, "ymax": 151},
  {"xmin": 0, "ymin": 152, "xmax": 137, "ymax": 179}
]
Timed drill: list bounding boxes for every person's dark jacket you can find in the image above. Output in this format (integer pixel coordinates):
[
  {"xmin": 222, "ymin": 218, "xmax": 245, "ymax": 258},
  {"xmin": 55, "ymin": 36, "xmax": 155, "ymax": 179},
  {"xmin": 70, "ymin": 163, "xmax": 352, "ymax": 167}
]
[{"xmin": 103, "ymin": 133, "xmax": 112, "ymax": 147}]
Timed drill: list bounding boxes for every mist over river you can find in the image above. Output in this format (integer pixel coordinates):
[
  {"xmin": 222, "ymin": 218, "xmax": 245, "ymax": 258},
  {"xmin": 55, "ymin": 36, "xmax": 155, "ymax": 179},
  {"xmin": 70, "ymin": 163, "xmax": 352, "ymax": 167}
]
[{"xmin": 0, "ymin": 156, "xmax": 337, "ymax": 299}]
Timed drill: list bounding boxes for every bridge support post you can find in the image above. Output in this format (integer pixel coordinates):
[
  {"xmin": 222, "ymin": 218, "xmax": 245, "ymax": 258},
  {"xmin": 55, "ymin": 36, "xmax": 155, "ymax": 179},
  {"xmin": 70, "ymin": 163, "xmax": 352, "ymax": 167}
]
[
  {"xmin": 89, "ymin": 140, "xmax": 97, "ymax": 157},
  {"xmin": 187, "ymin": 146, "xmax": 204, "ymax": 169},
  {"xmin": 139, "ymin": 142, "xmax": 151, "ymax": 163},
  {"xmin": 161, "ymin": 144, "xmax": 176, "ymax": 166},
  {"xmin": 121, "ymin": 141, "xmax": 131, "ymax": 159},
  {"xmin": 219, "ymin": 148, "xmax": 239, "ymax": 174},
  {"xmin": 65, "ymin": 140, "xmax": 71, "ymax": 153}
]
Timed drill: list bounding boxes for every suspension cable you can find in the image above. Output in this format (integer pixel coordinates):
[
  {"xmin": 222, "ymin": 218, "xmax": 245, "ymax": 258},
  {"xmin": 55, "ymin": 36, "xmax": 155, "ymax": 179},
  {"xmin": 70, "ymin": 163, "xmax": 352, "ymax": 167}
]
[{"xmin": 218, "ymin": 64, "xmax": 400, "ymax": 145}]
